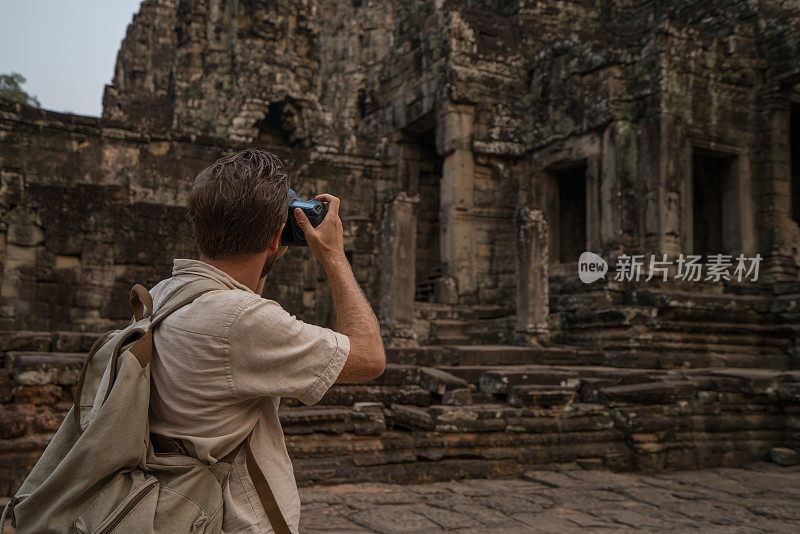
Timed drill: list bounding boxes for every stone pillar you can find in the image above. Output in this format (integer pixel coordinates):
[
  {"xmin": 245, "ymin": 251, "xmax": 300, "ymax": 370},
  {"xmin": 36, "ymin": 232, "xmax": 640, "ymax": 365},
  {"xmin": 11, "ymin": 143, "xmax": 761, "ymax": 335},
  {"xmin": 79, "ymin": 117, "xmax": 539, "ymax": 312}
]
[
  {"xmin": 379, "ymin": 192, "xmax": 419, "ymax": 345},
  {"xmin": 758, "ymin": 103, "xmax": 799, "ymax": 280},
  {"xmin": 437, "ymin": 102, "xmax": 475, "ymax": 303},
  {"xmin": 516, "ymin": 207, "xmax": 550, "ymax": 345},
  {"xmin": 601, "ymin": 120, "xmax": 633, "ymax": 257}
]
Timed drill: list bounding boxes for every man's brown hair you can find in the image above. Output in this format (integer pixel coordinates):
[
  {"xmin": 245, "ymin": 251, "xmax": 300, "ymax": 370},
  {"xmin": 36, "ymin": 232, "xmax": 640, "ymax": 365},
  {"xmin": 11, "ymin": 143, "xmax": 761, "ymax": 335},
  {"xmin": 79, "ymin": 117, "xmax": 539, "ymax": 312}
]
[{"xmin": 189, "ymin": 148, "xmax": 290, "ymax": 258}]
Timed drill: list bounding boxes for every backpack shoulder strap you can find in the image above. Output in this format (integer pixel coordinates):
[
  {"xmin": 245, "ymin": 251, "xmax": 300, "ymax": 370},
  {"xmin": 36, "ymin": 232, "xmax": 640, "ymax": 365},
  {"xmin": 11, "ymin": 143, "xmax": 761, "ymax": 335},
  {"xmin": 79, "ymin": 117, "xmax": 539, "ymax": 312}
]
[
  {"xmin": 243, "ymin": 436, "xmax": 292, "ymax": 534},
  {"xmin": 127, "ymin": 278, "xmax": 226, "ymax": 367},
  {"xmin": 216, "ymin": 437, "xmax": 291, "ymax": 534}
]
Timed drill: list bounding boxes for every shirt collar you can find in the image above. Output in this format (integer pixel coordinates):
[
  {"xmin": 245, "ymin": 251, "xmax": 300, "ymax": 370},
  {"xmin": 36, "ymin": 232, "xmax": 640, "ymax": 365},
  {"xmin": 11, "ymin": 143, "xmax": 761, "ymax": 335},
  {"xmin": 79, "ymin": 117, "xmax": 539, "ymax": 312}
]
[{"xmin": 171, "ymin": 258, "xmax": 255, "ymax": 294}]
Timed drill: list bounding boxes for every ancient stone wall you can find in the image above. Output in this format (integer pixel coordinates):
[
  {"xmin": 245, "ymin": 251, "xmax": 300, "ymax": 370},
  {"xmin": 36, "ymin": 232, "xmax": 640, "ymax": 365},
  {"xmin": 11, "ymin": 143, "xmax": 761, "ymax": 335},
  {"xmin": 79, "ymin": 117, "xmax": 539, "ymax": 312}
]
[
  {"xmin": 520, "ymin": 0, "xmax": 800, "ymax": 269},
  {"xmin": 0, "ymin": 100, "xmax": 384, "ymax": 333}
]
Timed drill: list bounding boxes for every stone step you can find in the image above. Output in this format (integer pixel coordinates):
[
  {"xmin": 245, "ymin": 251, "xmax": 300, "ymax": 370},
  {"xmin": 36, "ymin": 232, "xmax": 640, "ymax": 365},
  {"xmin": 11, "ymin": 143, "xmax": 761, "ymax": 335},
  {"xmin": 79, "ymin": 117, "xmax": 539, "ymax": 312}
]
[
  {"xmin": 464, "ymin": 327, "xmax": 505, "ymax": 344},
  {"xmin": 635, "ymin": 289, "xmax": 773, "ymax": 312},
  {"xmin": 599, "ymin": 381, "xmax": 696, "ymax": 404},
  {"xmin": 281, "ymin": 385, "xmax": 433, "ymax": 408},
  {"xmin": 549, "ymin": 290, "xmax": 620, "ymax": 311},
  {"xmin": 414, "ymin": 303, "xmax": 477, "ymax": 322},
  {"xmin": 4, "ymin": 362, "xmax": 800, "ymax": 492},
  {"xmin": 564, "ymin": 323, "xmax": 789, "ymax": 345},
  {"xmin": 430, "ymin": 320, "xmax": 471, "ymax": 345},
  {"xmin": 278, "ymin": 403, "xmax": 386, "ymax": 436},
  {"xmin": 598, "ymin": 350, "xmax": 791, "ymax": 370},
  {"xmin": 479, "ymin": 368, "xmax": 580, "ymax": 394},
  {"xmin": 430, "ymin": 320, "xmax": 470, "ymax": 334},
  {"xmin": 466, "ymin": 317, "xmax": 516, "ymax": 344},
  {"xmin": 386, "ymin": 345, "xmax": 597, "ymax": 367},
  {"xmin": 432, "ymin": 334, "xmax": 472, "ymax": 345},
  {"xmin": 418, "ymin": 367, "xmax": 469, "ymax": 395},
  {"xmin": 470, "ymin": 305, "xmax": 514, "ymax": 320},
  {"xmin": 507, "ymin": 385, "xmax": 578, "ymax": 408}
]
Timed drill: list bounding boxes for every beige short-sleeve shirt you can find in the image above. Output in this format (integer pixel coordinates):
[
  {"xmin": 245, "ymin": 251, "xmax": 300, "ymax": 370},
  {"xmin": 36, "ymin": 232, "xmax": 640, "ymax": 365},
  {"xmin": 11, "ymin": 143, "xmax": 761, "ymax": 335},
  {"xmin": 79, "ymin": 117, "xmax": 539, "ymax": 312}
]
[{"xmin": 148, "ymin": 259, "xmax": 350, "ymax": 533}]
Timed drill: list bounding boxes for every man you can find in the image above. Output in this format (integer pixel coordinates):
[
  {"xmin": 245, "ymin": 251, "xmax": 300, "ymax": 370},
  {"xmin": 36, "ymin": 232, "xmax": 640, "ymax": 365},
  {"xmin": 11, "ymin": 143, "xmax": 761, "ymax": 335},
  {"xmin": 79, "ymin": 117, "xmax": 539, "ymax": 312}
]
[{"xmin": 147, "ymin": 148, "xmax": 386, "ymax": 533}]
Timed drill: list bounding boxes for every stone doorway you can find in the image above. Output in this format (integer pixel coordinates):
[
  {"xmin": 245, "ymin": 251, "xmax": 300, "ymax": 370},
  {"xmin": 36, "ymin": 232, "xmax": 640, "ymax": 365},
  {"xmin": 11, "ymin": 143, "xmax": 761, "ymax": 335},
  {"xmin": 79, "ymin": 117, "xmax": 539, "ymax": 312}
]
[
  {"xmin": 413, "ymin": 129, "xmax": 443, "ymax": 303},
  {"xmin": 539, "ymin": 162, "xmax": 589, "ymax": 265},
  {"xmin": 554, "ymin": 164, "xmax": 588, "ymax": 264},
  {"xmin": 691, "ymin": 150, "xmax": 738, "ymax": 256}
]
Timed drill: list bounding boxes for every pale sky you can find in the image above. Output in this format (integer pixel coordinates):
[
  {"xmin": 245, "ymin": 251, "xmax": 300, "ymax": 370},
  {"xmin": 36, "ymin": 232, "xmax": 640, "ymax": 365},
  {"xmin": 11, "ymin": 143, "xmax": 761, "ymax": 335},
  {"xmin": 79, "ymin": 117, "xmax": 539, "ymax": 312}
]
[{"xmin": 0, "ymin": 0, "xmax": 144, "ymax": 116}]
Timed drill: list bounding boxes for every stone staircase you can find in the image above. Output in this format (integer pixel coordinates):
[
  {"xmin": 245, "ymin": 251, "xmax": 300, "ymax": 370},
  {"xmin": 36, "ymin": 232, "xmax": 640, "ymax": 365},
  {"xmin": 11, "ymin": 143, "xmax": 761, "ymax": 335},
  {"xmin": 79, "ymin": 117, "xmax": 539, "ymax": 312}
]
[
  {"xmin": 414, "ymin": 303, "xmax": 516, "ymax": 345},
  {"xmin": 2, "ymin": 330, "xmax": 800, "ymax": 495},
  {"xmin": 549, "ymin": 274, "xmax": 800, "ymax": 369}
]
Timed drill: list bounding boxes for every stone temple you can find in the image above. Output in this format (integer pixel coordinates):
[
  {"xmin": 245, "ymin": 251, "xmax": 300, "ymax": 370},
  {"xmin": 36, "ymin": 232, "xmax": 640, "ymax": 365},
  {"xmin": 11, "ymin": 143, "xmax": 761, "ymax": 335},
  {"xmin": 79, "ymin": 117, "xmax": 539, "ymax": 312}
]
[{"xmin": 1, "ymin": 0, "xmax": 800, "ymax": 497}]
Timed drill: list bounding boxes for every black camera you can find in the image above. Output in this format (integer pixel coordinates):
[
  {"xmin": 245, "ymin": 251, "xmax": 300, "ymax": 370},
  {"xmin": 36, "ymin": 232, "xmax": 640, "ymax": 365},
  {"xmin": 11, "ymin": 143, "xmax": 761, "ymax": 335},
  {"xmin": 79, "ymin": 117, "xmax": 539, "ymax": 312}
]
[{"xmin": 281, "ymin": 189, "xmax": 328, "ymax": 246}]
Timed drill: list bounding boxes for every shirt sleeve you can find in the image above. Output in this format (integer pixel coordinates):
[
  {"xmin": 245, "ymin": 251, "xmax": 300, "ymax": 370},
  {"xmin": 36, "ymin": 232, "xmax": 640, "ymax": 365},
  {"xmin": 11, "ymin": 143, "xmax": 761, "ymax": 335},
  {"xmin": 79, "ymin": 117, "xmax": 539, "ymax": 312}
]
[{"xmin": 227, "ymin": 295, "xmax": 350, "ymax": 405}]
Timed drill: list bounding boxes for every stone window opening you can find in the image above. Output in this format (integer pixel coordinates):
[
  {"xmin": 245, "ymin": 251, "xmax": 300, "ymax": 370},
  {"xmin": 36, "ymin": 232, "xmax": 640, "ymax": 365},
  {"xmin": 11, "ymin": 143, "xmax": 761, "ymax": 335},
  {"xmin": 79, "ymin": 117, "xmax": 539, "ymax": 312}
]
[
  {"xmin": 791, "ymin": 103, "xmax": 800, "ymax": 227},
  {"xmin": 691, "ymin": 149, "xmax": 738, "ymax": 257},
  {"xmin": 254, "ymin": 101, "xmax": 289, "ymax": 146},
  {"xmin": 253, "ymin": 99, "xmax": 307, "ymax": 147},
  {"xmin": 355, "ymin": 89, "xmax": 367, "ymax": 128}
]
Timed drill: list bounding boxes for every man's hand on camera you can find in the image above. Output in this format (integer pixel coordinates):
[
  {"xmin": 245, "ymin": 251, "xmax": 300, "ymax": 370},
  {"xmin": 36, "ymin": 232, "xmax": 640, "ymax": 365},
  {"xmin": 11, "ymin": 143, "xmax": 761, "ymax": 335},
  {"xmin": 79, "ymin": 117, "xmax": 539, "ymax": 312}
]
[{"xmin": 294, "ymin": 193, "xmax": 347, "ymax": 268}]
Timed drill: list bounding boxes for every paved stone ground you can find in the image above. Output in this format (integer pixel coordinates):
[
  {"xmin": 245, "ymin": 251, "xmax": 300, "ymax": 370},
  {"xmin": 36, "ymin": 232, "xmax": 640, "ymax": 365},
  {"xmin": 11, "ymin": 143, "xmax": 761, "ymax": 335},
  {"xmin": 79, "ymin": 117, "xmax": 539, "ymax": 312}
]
[{"xmin": 298, "ymin": 463, "xmax": 800, "ymax": 533}]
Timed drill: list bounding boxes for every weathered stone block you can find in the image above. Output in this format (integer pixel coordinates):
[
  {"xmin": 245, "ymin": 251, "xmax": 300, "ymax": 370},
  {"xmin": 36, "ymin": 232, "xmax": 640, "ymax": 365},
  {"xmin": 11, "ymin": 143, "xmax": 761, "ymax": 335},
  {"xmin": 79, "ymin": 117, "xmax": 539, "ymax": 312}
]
[
  {"xmin": 778, "ymin": 382, "xmax": 800, "ymax": 403},
  {"xmin": 418, "ymin": 367, "xmax": 468, "ymax": 395},
  {"xmin": 389, "ymin": 404, "xmax": 434, "ymax": 430},
  {"xmin": 14, "ymin": 384, "xmax": 63, "ymax": 405},
  {"xmin": 479, "ymin": 369, "xmax": 580, "ymax": 395},
  {"xmin": 507, "ymin": 386, "xmax": 577, "ymax": 408},
  {"xmin": 771, "ymin": 447, "xmax": 799, "ymax": 466},
  {"xmin": 579, "ymin": 377, "xmax": 617, "ymax": 403},
  {"xmin": 0, "ymin": 331, "xmax": 52, "ymax": 352},
  {"xmin": 435, "ymin": 418, "xmax": 507, "ymax": 433},
  {"xmin": 320, "ymin": 384, "xmax": 431, "ymax": 406},
  {"xmin": 10, "ymin": 353, "xmax": 84, "ymax": 386},
  {"xmin": 442, "ymin": 388, "xmax": 472, "ymax": 405},
  {"xmin": 436, "ymin": 366, "xmax": 501, "ymax": 384},
  {"xmin": 600, "ymin": 381, "xmax": 695, "ymax": 404},
  {"xmin": 371, "ymin": 364, "xmax": 421, "ymax": 386},
  {"xmin": 0, "ymin": 407, "xmax": 35, "ymax": 439},
  {"xmin": 0, "ymin": 372, "xmax": 14, "ymax": 403},
  {"xmin": 53, "ymin": 331, "xmax": 101, "ymax": 353},
  {"xmin": 352, "ymin": 402, "xmax": 387, "ymax": 435},
  {"xmin": 428, "ymin": 404, "xmax": 512, "ymax": 432},
  {"xmin": 703, "ymin": 369, "xmax": 782, "ymax": 396}
]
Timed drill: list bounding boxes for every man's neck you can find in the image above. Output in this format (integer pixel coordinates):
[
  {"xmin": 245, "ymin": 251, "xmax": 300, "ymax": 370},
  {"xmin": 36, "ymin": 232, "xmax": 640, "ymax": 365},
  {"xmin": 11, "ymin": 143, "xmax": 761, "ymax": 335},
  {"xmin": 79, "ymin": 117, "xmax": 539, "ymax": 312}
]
[{"xmin": 199, "ymin": 253, "xmax": 266, "ymax": 293}]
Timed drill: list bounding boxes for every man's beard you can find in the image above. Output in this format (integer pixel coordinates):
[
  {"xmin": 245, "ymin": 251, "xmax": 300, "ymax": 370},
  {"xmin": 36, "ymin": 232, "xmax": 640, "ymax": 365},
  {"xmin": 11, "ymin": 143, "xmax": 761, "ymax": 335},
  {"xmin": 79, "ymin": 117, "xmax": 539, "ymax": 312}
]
[{"xmin": 260, "ymin": 250, "xmax": 280, "ymax": 279}]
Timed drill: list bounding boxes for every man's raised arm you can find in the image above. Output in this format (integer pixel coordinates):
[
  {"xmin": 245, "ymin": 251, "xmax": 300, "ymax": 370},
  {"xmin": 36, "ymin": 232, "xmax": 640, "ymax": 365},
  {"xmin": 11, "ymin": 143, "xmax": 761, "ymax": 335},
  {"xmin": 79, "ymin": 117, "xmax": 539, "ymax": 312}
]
[{"xmin": 294, "ymin": 194, "xmax": 385, "ymax": 383}]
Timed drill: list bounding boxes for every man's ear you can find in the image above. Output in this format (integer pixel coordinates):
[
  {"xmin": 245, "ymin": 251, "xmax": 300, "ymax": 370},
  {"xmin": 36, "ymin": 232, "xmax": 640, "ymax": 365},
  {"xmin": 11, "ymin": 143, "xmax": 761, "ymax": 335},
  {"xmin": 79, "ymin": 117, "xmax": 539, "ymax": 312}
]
[{"xmin": 269, "ymin": 222, "xmax": 286, "ymax": 253}]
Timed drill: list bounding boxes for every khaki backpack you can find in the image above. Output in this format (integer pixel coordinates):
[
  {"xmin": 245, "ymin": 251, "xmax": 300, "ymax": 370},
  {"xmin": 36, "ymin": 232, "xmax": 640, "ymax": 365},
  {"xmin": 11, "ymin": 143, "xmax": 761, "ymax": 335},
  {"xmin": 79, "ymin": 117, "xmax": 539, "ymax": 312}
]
[{"xmin": 2, "ymin": 280, "xmax": 291, "ymax": 534}]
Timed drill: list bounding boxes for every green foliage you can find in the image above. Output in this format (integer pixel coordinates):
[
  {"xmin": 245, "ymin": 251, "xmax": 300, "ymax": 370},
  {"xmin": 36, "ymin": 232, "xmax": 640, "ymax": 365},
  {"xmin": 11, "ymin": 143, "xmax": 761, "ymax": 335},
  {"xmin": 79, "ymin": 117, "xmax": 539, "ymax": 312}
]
[{"xmin": 0, "ymin": 72, "xmax": 41, "ymax": 107}]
